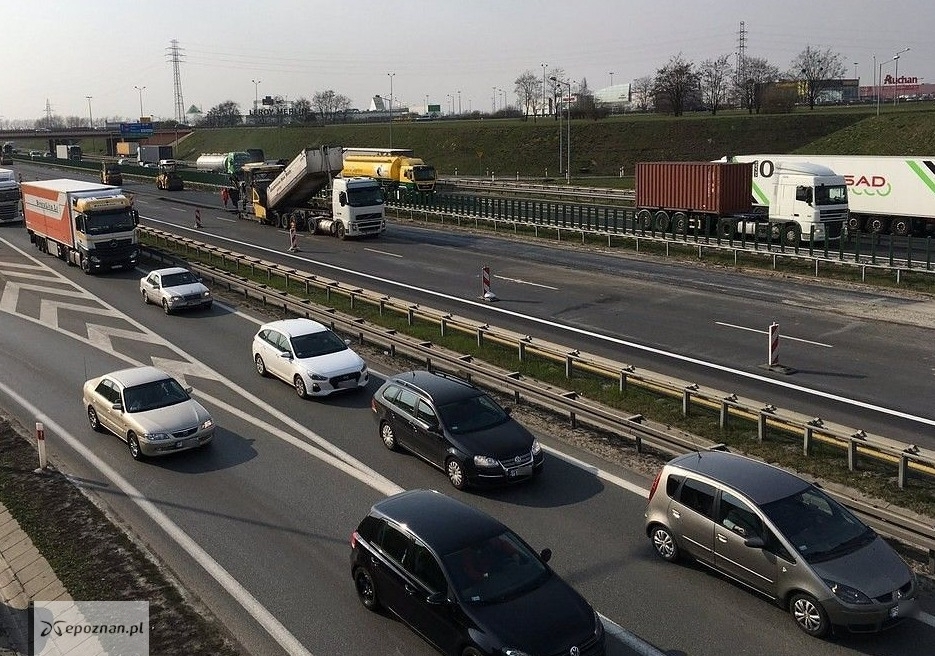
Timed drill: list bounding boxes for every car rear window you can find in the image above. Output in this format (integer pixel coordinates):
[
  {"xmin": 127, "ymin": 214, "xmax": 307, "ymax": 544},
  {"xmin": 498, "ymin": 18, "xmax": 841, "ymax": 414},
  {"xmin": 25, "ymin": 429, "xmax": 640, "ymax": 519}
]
[{"xmin": 675, "ymin": 478, "xmax": 716, "ymax": 519}]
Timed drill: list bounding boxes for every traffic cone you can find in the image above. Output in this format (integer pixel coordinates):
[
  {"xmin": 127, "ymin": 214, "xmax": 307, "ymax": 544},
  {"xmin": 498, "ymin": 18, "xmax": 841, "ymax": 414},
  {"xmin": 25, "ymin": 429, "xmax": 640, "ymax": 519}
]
[{"xmin": 194, "ymin": 208, "xmax": 202, "ymax": 229}]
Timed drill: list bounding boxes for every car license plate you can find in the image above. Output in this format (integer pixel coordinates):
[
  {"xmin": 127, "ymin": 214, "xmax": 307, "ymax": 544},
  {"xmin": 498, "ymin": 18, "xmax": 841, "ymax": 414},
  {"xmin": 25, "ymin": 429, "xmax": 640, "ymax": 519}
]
[
  {"xmin": 509, "ymin": 465, "xmax": 533, "ymax": 478},
  {"xmin": 337, "ymin": 378, "xmax": 357, "ymax": 389}
]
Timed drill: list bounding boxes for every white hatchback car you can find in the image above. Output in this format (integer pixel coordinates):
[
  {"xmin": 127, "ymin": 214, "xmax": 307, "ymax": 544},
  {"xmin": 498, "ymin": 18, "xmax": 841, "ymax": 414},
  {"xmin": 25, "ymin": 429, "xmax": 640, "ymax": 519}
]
[
  {"xmin": 141, "ymin": 267, "xmax": 212, "ymax": 314},
  {"xmin": 252, "ymin": 318, "xmax": 369, "ymax": 397}
]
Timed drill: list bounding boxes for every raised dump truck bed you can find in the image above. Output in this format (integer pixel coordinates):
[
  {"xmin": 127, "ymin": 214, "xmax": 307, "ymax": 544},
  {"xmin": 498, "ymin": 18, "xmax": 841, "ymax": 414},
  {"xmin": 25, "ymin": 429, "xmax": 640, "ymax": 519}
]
[{"xmin": 266, "ymin": 146, "xmax": 344, "ymax": 211}]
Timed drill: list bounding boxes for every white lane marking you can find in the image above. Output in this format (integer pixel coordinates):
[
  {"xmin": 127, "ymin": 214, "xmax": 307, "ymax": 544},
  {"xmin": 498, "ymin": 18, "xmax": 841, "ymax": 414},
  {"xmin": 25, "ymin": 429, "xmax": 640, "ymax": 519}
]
[
  {"xmin": 917, "ymin": 610, "xmax": 935, "ymax": 627},
  {"xmin": 542, "ymin": 445, "xmax": 648, "ymax": 497},
  {"xmin": 172, "ymin": 207, "xmax": 186, "ymax": 212},
  {"xmin": 599, "ymin": 615, "xmax": 667, "ymax": 655},
  {"xmin": 493, "ymin": 274, "xmax": 559, "ymax": 290},
  {"xmin": 214, "ymin": 216, "xmax": 238, "ymax": 223},
  {"xmin": 715, "ymin": 322, "xmax": 833, "ymax": 348},
  {"xmin": 140, "ymin": 218, "xmax": 935, "ymax": 429},
  {"xmin": 364, "ymin": 248, "xmax": 403, "ymax": 258},
  {"xmin": 0, "ymin": 382, "xmax": 313, "ymax": 656}
]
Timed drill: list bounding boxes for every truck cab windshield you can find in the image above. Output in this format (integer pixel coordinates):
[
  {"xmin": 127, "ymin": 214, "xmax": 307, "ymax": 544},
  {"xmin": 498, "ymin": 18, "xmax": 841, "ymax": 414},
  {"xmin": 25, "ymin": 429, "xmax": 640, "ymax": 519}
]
[
  {"xmin": 412, "ymin": 166, "xmax": 436, "ymax": 181},
  {"xmin": 82, "ymin": 210, "xmax": 137, "ymax": 234},
  {"xmin": 346, "ymin": 186, "xmax": 385, "ymax": 207},
  {"xmin": 814, "ymin": 184, "xmax": 847, "ymax": 205}
]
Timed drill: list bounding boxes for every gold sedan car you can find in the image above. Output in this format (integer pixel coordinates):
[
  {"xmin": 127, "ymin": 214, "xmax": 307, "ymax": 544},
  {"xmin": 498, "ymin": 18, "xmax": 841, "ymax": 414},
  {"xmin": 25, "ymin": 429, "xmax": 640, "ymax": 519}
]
[{"xmin": 83, "ymin": 366, "xmax": 215, "ymax": 460}]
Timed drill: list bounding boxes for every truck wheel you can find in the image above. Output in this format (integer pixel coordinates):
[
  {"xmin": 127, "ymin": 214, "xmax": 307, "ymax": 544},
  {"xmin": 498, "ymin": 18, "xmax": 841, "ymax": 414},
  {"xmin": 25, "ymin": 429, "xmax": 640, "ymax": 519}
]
[
  {"xmin": 865, "ymin": 216, "xmax": 888, "ymax": 234},
  {"xmin": 782, "ymin": 224, "xmax": 801, "ymax": 246},
  {"xmin": 279, "ymin": 214, "xmax": 290, "ymax": 229},
  {"xmin": 846, "ymin": 215, "xmax": 863, "ymax": 234},
  {"xmin": 891, "ymin": 218, "xmax": 911, "ymax": 237},
  {"xmin": 336, "ymin": 222, "xmax": 347, "ymax": 240},
  {"xmin": 653, "ymin": 210, "xmax": 670, "ymax": 233},
  {"xmin": 636, "ymin": 209, "xmax": 653, "ymax": 231},
  {"xmin": 718, "ymin": 219, "xmax": 734, "ymax": 239},
  {"xmin": 672, "ymin": 212, "xmax": 688, "ymax": 235}
]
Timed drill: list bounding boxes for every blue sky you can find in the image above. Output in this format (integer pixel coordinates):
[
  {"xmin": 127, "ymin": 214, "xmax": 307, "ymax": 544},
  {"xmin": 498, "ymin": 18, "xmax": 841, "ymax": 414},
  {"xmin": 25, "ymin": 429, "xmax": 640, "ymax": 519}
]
[{"xmin": 3, "ymin": 0, "xmax": 931, "ymax": 124}]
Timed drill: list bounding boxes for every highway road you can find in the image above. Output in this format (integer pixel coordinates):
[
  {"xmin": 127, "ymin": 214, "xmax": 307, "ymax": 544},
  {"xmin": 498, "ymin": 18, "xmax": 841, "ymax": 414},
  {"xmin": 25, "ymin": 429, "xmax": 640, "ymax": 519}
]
[{"xmin": 1, "ymin": 163, "xmax": 934, "ymax": 655}]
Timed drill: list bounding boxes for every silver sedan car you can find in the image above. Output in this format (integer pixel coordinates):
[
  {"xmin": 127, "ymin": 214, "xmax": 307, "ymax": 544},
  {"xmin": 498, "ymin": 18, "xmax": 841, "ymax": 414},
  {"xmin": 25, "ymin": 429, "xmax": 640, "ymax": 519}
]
[
  {"xmin": 83, "ymin": 366, "xmax": 215, "ymax": 460},
  {"xmin": 140, "ymin": 266, "xmax": 212, "ymax": 315}
]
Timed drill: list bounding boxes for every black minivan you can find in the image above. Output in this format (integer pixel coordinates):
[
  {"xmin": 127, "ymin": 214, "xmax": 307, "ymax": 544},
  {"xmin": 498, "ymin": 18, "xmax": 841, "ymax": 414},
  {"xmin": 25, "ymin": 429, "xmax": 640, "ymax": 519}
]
[{"xmin": 350, "ymin": 489, "xmax": 605, "ymax": 656}]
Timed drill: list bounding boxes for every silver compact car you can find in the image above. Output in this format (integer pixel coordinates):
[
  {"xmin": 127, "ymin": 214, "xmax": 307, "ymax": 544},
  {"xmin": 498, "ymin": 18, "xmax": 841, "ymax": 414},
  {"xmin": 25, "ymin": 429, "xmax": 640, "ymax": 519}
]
[
  {"xmin": 141, "ymin": 266, "xmax": 212, "ymax": 315},
  {"xmin": 252, "ymin": 318, "xmax": 369, "ymax": 398},
  {"xmin": 644, "ymin": 450, "xmax": 917, "ymax": 637},
  {"xmin": 83, "ymin": 366, "xmax": 215, "ymax": 460}
]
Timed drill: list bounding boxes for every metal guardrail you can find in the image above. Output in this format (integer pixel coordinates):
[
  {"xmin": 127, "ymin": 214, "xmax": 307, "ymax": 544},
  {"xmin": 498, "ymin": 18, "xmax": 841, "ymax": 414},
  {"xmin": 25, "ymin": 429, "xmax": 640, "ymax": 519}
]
[
  {"xmin": 440, "ymin": 177, "xmax": 634, "ymax": 202},
  {"xmin": 388, "ymin": 197, "xmax": 935, "ymax": 284},
  {"xmin": 140, "ymin": 227, "xmax": 935, "ymax": 568}
]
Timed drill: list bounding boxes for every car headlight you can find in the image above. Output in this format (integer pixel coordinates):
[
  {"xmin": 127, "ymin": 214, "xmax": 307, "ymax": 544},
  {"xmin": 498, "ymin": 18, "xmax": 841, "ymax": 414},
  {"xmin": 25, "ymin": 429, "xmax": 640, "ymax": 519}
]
[
  {"xmin": 360, "ymin": 363, "xmax": 368, "ymax": 374},
  {"xmin": 143, "ymin": 431, "xmax": 172, "ymax": 441},
  {"xmin": 531, "ymin": 439, "xmax": 541, "ymax": 455},
  {"xmin": 824, "ymin": 579, "xmax": 872, "ymax": 605},
  {"xmin": 474, "ymin": 455, "xmax": 499, "ymax": 468},
  {"xmin": 202, "ymin": 291, "xmax": 211, "ymax": 299},
  {"xmin": 169, "ymin": 295, "xmax": 181, "ymax": 302},
  {"xmin": 201, "ymin": 418, "xmax": 214, "ymax": 430},
  {"xmin": 307, "ymin": 372, "xmax": 328, "ymax": 381}
]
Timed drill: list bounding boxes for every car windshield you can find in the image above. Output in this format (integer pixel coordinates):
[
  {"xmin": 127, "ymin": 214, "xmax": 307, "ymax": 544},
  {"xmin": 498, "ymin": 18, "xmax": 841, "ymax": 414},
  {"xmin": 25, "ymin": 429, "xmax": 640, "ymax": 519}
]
[
  {"xmin": 815, "ymin": 184, "xmax": 848, "ymax": 205},
  {"xmin": 85, "ymin": 209, "xmax": 137, "ymax": 234},
  {"xmin": 442, "ymin": 531, "xmax": 550, "ymax": 605},
  {"xmin": 437, "ymin": 393, "xmax": 509, "ymax": 434},
  {"xmin": 161, "ymin": 271, "xmax": 197, "ymax": 287},
  {"xmin": 760, "ymin": 486, "xmax": 874, "ymax": 563},
  {"xmin": 346, "ymin": 186, "xmax": 385, "ymax": 207},
  {"xmin": 290, "ymin": 330, "xmax": 348, "ymax": 359},
  {"xmin": 122, "ymin": 377, "xmax": 190, "ymax": 413}
]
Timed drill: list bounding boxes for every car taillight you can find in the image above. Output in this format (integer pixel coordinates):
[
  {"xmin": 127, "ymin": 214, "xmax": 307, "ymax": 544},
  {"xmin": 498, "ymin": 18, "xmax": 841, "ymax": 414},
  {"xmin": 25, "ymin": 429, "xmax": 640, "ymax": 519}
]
[
  {"xmin": 350, "ymin": 531, "xmax": 359, "ymax": 548},
  {"xmin": 648, "ymin": 471, "xmax": 662, "ymax": 501}
]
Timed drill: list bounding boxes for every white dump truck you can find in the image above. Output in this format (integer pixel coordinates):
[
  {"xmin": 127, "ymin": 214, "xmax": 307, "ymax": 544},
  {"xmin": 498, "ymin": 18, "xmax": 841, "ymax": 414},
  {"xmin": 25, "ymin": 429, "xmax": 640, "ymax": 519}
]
[{"xmin": 241, "ymin": 146, "xmax": 385, "ymax": 239}]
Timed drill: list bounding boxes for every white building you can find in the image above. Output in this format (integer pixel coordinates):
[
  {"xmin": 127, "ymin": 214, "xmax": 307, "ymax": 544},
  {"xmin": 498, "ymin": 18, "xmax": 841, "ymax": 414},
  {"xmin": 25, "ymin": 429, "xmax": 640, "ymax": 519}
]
[{"xmin": 594, "ymin": 84, "xmax": 632, "ymax": 111}]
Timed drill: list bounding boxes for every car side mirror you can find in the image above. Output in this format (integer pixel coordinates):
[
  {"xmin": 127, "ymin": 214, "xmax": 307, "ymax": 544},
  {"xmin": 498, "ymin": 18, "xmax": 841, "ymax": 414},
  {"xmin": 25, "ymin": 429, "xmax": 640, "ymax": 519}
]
[
  {"xmin": 744, "ymin": 536, "xmax": 765, "ymax": 549},
  {"xmin": 539, "ymin": 548, "xmax": 552, "ymax": 563},
  {"xmin": 112, "ymin": 402, "xmax": 123, "ymax": 412},
  {"xmin": 426, "ymin": 591, "xmax": 447, "ymax": 605},
  {"xmin": 280, "ymin": 352, "xmax": 293, "ymax": 360}
]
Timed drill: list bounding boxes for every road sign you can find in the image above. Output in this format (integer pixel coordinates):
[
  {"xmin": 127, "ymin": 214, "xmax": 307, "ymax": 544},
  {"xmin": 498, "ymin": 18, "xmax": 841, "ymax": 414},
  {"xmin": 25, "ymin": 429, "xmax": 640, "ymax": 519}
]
[{"xmin": 119, "ymin": 122, "xmax": 154, "ymax": 136}]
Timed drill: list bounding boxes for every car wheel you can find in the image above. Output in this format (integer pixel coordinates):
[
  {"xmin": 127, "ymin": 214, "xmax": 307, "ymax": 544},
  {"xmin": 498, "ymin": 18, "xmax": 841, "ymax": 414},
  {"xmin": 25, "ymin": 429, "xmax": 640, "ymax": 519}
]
[
  {"xmin": 353, "ymin": 566, "xmax": 380, "ymax": 611},
  {"xmin": 380, "ymin": 422, "xmax": 397, "ymax": 451},
  {"xmin": 790, "ymin": 593, "xmax": 830, "ymax": 638},
  {"xmin": 162, "ymin": 298, "xmax": 172, "ymax": 315},
  {"xmin": 650, "ymin": 524, "xmax": 679, "ymax": 562},
  {"xmin": 446, "ymin": 458, "xmax": 466, "ymax": 490},
  {"xmin": 294, "ymin": 375, "xmax": 308, "ymax": 398},
  {"xmin": 142, "ymin": 290, "xmax": 149, "ymax": 305},
  {"xmin": 87, "ymin": 406, "xmax": 103, "ymax": 432},
  {"xmin": 127, "ymin": 433, "xmax": 144, "ymax": 461},
  {"xmin": 254, "ymin": 354, "xmax": 268, "ymax": 377}
]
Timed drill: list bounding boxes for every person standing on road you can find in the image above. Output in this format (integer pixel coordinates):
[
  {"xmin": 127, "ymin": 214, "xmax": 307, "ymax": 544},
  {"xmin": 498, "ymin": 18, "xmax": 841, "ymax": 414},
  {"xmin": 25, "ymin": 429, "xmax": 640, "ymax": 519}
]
[
  {"xmin": 221, "ymin": 187, "xmax": 229, "ymax": 208},
  {"xmin": 288, "ymin": 219, "xmax": 299, "ymax": 252}
]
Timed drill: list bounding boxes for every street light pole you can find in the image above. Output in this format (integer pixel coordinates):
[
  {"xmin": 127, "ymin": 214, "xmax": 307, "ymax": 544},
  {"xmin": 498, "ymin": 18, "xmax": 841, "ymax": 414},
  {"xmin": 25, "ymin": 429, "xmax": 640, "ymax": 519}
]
[
  {"xmin": 387, "ymin": 72, "xmax": 395, "ymax": 148},
  {"xmin": 85, "ymin": 96, "xmax": 93, "ymax": 129},
  {"xmin": 133, "ymin": 85, "xmax": 146, "ymax": 119},
  {"xmin": 894, "ymin": 47, "xmax": 909, "ymax": 107},
  {"xmin": 609, "ymin": 71, "xmax": 614, "ymax": 87},
  {"xmin": 251, "ymin": 79, "xmax": 261, "ymax": 121},
  {"xmin": 549, "ymin": 76, "xmax": 564, "ymax": 176},
  {"xmin": 457, "ymin": 90, "xmax": 461, "ymax": 115},
  {"xmin": 492, "ymin": 86, "xmax": 496, "ymax": 113},
  {"xmin": 540, "ymin": 63, "xmax": 548, "ymax": 116}
]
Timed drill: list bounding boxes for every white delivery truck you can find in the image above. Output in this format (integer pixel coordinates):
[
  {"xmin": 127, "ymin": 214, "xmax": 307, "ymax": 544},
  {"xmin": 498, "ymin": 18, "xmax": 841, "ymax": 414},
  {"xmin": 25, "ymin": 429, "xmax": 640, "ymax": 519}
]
[
  {"xmin": 22, "ymin": 179, "xmax": 139, "ymax": 273},
  {"xmin": 729, "ymin": 154, "xmax": 935, "ymax": 236}
]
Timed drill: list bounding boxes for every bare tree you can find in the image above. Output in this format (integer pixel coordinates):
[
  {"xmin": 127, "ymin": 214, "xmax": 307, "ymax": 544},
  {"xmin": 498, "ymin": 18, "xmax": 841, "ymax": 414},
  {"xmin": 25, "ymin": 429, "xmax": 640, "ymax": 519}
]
[
  {"xmin": 734, "ymin": 55, "xmax": 781, "ymax": 113},
  {"xmin": 292, "ymin": 97, "xmax": 314, "ymax": 123},
  {"xmin": 698, "ymin": 54, "xmax": 733, "ymax": 114},
  {"xmin": 202, "ymin": 101, "xmax": 243, "ymax": 127},
  {"xmin": 653, "ymin": 54, "xmax": 699, "ymax": 116},
  {"xmin": 312, "ymin": 90, "xmax": 351, "ymax": 123},
  {"xmin": 514, "ymin": 70, "xmax": 540, "ymax": 120},
  {"xmin": 632, "ymin": 75, "xmax": 654, "ymax": 111},
  {"xmin": 789, "ymin": 46, "xmax": 846, "ymax": 109}
]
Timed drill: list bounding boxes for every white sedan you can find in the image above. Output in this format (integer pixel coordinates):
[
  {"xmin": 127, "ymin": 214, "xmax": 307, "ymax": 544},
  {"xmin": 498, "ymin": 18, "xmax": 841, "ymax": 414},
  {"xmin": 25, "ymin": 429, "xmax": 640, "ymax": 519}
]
[
  {"xmin": 141, "ymin": 267, "xmax": 212, "ymax": 315},
  {"xmin": 252, "ymin": 318, "xmax": 369, "ymax": 398}
]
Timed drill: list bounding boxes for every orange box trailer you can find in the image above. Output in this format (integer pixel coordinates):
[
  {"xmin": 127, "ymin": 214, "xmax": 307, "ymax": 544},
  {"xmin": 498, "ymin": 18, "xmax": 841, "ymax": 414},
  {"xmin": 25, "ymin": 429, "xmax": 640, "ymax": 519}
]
[
  {"xmin": 22, "ymin": 179, "xmax": 139, "ymax": 273},
  {"xmin": 635, "ymin": 162, "xmax": 753, "ymax": 215}
]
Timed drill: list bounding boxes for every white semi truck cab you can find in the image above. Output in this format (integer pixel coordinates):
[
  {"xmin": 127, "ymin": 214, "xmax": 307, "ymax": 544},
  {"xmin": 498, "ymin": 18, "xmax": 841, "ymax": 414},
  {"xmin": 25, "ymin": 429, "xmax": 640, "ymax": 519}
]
[{"xmin": 315, "ymin": 177, "xmax": 386, "ymax": 239}]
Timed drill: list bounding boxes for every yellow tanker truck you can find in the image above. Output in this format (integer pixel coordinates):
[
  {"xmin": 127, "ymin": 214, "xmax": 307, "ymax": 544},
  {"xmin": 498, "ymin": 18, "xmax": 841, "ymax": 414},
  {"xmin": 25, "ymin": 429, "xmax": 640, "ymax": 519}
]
[{"xmin": 341, "ymin": 148, "xmax": 436, "ymax": 193}]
